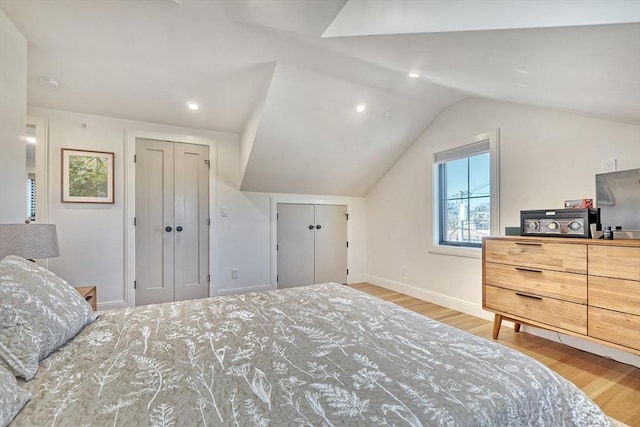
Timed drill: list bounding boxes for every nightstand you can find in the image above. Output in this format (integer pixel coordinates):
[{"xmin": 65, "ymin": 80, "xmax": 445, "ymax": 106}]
[{"xmin": 74, "ymin": 286, "xmax": 97, "ymax": 311}]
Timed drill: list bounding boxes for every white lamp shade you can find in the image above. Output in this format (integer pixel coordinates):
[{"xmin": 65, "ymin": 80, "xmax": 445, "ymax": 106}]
[{"xmin": 0, "ymin": 224, "xmax": 60, "ymax": 260}]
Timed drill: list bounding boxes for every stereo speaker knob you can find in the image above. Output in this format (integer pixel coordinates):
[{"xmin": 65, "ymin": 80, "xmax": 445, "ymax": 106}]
[
  {"xmin": 568, "ymin": 220, "xmax": 583, "ymax": 231},
  {"xmin": 527, "ymin": 220, "xmax": 540, "ymax": 231}
]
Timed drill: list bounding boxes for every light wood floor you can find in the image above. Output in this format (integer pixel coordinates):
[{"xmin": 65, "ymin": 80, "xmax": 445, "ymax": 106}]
[{"xmin": 349, "ymin": 282, "xmax": 640, "ymax": 427}]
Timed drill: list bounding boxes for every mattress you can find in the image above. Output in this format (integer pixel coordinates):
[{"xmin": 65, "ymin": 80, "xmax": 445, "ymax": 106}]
[{"xmin": 12, "ymin": 283, "xmax": 611, "ymax": 426}]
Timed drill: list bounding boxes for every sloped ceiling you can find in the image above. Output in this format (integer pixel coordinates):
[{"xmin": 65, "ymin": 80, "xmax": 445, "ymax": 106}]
[
  {"xmin": 241, "ymin": 63, "xmax": 462, "ymax": 195},
  {"xmin": 1, "ymin": 0, "xmax": 639, "ymax": 197}
]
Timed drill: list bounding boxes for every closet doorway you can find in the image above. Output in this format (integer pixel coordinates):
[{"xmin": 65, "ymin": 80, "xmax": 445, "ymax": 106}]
[
  {"xmin": 135, "ymin": 138, "xmax": 209, "ymax": 305},
  {"xmin": 277, "ymin": 203, "xmax": 347, "ymax": 288}
]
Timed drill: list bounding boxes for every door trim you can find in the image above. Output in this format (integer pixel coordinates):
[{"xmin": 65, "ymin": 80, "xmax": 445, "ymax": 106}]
[
  {"xmin": 124, "ymin": 129, "xmax": 217, "ymax": 308},
  {"xmin": 270, "ymin": 195, "xmax": 353, "ymax": 289},
  {"xmin": 27, "ymin": 116, "xmax": 50, "ymax": 270}
]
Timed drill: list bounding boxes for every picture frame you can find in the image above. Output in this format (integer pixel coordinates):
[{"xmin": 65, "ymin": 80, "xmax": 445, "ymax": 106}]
[{"xmin": 61, "ymin": 148, "xmax": 114, "ymax": 203}]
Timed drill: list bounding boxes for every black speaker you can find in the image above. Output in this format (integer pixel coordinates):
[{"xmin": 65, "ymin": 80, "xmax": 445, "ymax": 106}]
[{"xmin": 520, "ymin": 208, "xmax": 600, "ymax": 238}]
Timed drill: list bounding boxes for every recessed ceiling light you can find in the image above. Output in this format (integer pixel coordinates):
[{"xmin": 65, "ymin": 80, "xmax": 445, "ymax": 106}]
[
  {"xmin": 517, "ymin": 83, "xmax": 529, "ymax": 87},
  {"xmin": 25, "ymin": 136, "xmax": 37, "ymax": 144},
  {"xmin": 408, "ymin": 72, "xmax": 420, "ymax": 78},
  {"xmin": 187, "ymin": 102, "xmax": 199, "ymax": 111},
  {"xmin": 516, "ymin": 69, "xmax": 530, "ymax": 74},
  {"xmin": 355, "ymin": 104, "xmax": 366, "ymax": 113},
  {"xmin": 39, "ymin": 77, "xmax": 60, "ymax": 90}
]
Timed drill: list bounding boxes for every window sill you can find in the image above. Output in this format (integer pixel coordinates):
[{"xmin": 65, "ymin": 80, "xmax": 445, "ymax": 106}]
[{"xmin": 428, "ymin": 244, "xmax": 481, "ymax": 259}]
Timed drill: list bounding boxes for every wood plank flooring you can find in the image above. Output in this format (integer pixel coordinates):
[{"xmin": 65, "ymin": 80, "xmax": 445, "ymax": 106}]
[{"xmin": 349, "ymin": 282, "xmax": 640, "ymax": 426}]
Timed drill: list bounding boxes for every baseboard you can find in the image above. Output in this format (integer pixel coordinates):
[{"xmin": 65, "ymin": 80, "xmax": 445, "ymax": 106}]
[
  {"xmin": 365, "ymin": 275, "xmax": 640, "ymax": 368},
  {"xmin": 522, "ymin": 326, "xmax": 640, "ymax": 368},
  {"xmin": 347, "ymin": 274, "xmax": 366, "ymax": 284},
  {"xmin": 365, "ymin": 275, "xmax": 493, "ymax": 321},
  {"xmin": 214, "ymin": 284, "xmax": 273, "ymax": 296},
  {"xmin": 97, "ymin": 300, "xmax": 128, "ymax": 311}
]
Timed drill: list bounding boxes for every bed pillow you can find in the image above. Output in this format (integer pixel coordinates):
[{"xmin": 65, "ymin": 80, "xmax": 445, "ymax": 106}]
[
  {"xmin": 0, "ymin": 363, "xmax": 31, "ymax": 427},
  {"xmin": 0, "ymin": 256, "xmax": 97, "ymax": 380},
  {"xmin": 0, "ymin": 286, "xmax": 47, "ymax": 380}
]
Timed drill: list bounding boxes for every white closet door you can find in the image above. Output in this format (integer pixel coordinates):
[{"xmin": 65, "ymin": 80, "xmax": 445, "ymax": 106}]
[
  {"xmin": 314, "ymin": 204, "xmax": 348, "ymax": 284},
  {"xmin": 135, "ymin": 139, "xmax": 175, "ymax": 306},
  {"xmin": 174, "ymin": 142, "xmax": 209, "ymax": 302},
  {"xmin": 277, "ymin": 204, "xmax": 315, "ymax": 288},
  {"xmin": 135, "ymin": 139, "xmax": 209, "ymax": 306},
  {"xmin": 277, "ymin": 203, "xmax": 348, "ymax": 289}
]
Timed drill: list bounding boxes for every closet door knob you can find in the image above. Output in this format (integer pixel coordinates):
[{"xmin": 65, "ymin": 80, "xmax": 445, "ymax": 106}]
[
  {"xmin": 316, "ymin": 224, "xmax": 322, "ymax": 230},
  {"xmin": 308, "ymin": 225, "xmax": 314, "ymax": 230},
  {"xmin": 165, "ymin": 226, "xmax": 172, "ymax": 232},
  {"xmin": 176, "ymin": 226, "xmax": 183, "ymax": 232}
]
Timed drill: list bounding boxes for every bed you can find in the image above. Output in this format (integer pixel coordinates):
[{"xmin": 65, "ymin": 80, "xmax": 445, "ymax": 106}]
[{"xmin": 1, "ymin": 256, "xmax": 613, "ymax": 426}]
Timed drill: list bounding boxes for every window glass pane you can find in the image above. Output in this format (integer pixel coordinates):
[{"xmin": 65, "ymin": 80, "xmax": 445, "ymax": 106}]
[
  {"xmin": 469, "ymin": 197, "xmax": 490, "ymax": 242},
  {"xmin": 469, "ymin": 152, "xmax": 490, "ymax": 197},
  {"xmin": 436, "ymin": 138, "xmax": 494, "ymax": 248},
  {"xmin": 444, "ymin": 158, "xmax": 468, "ymax": 199},
  {"xmin": 27, "ymin": 176, "xmax": 36, "ymax": 221},
  {"xmin": 443, "ymin": 198, "xmax": 469, "ymax": 243}
]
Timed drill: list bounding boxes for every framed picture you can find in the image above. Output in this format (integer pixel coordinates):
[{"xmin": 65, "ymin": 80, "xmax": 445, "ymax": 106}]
[{"xmin": 61, "ymin": 148, "xmax": 114, "ymax": 203}]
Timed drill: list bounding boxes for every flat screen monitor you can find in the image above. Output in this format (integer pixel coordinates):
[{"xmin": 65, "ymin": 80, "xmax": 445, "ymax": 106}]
[{"xmin": 596, "ymin": 168, "xmax": 640, "ymax": 231}]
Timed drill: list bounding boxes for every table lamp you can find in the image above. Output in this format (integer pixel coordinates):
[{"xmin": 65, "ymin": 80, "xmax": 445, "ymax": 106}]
[{"xmin": 0, "ymin": 223, "xmax": 60, "ymax": 261}]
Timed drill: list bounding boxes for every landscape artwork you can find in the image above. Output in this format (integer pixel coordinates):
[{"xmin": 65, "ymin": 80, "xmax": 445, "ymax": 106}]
[{"xmin": 61, "ymin": 149, "xmax": 114, "ymax": 203}]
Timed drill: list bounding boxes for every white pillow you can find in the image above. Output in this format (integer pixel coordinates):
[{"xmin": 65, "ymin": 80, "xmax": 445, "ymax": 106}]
[
  {"xmin": 0, "ymin": 256, "xmax": 97, "ymax": 380},
  {"xmin": 0, "ymin": 364, "xmax": 30, "ymax": 427}
]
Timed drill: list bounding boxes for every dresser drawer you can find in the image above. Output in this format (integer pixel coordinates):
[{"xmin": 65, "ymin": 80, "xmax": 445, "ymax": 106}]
[
  {"xmin": 485, "ymin": 262, "xmax": 587, "ymax": 304},
  {"xmin": 588, "ymin": 307, "xmax": 640, "ymax": 351},
  {"xmin": 589, "ymin": 276, "xmax": 640, "ymax": 316},
  {"xmin": 588, "ymin": 245, "xmax": 640, "ymax": 281},
  {"xmin": 485, "ymin": 285, "xmax": 587, "ymax": 334},
  {"xmin": 484, "ymin": 239, "xmax": 586, "ymax": 274}
]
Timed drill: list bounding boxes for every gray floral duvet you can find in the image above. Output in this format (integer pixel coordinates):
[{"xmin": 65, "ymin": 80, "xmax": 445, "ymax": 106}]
[{"xmin": 13, "ymin": 283, "xmax": 611, "ymax": 426}]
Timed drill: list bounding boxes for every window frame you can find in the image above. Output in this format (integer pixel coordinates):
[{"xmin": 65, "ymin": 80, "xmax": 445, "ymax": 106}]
[{"xmin": 431, "ymin": 130, "xmax": 500, "ymax": 256}]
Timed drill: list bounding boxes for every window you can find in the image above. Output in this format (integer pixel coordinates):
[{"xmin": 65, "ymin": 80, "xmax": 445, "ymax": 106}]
[
  {"xmin": 433, "ymin": 132, "xmax": 499, "ymax": 249},
  {"xmin": 27, "ymin": 174, "xmax": 36, "ymax": 222}
]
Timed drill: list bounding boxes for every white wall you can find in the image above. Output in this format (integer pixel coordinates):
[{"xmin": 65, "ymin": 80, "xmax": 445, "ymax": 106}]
[
  {"xmin": 0, "ymin": 9, "xmax": 27, "ymax": 222},
  {"xmin": 239, "ymin": 63, "xmax": 275, "ymax": 182},
  {"xmin": 366, "ymin": 97, "xmax": 640, "ymax": 365},
  {"xmin": 28, "ymin": 107, "xmax": 367, "ymax": 308},
  {"xmin": 216, "ymin": 137, "xmax": 366, "ymax": 294},
  {"xmin": 29, "ymin": 107, "xmax": 235, "ymax": 308}
]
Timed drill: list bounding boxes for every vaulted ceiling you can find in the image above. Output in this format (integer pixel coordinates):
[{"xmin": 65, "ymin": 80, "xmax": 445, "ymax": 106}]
[{"xmin": 1, "ymin": 0, "xmax": 639, "ymax": 196}]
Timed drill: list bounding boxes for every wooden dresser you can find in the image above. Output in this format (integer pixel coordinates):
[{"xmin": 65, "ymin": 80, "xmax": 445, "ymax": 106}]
[{"xmin": 482, "ymin": 236, "xmax": 640, "ymax": 355}]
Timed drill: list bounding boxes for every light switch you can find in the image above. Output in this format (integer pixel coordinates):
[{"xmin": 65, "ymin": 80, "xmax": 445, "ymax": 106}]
[{"xmin": 221, "ymin": 207, "xmax": 229, "ymax": 217}]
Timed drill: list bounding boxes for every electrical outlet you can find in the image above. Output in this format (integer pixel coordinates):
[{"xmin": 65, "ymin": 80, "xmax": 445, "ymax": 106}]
[
  {"xmin": 401, "ymin": 265, "xmax": 407, "ymax": 276},
  {"xmin": 601, "ymin": 158, "xmax": 617, "ymax": 173},
  {"xmin": 231, "ymin": 268, "xmax": 239, "ymax": 279}
]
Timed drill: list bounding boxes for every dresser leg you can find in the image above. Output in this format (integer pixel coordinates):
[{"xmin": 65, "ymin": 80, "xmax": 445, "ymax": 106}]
[
  {"xmin": 514, "ymin": 322, "xmax": 521, "ymax": 333},
  {"xmin": 492, "ymin": 314, "xmax": 503, "ymax": 339}
]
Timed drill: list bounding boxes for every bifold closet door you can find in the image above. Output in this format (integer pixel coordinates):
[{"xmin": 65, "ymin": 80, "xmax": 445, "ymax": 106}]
[
  {"xmin": 277, "ymin": 203, "xmax": 347, "ymax": 289},
  {"xmin": 173, "ymin": 143, "xmax": 209, "ymax": 302},
  {"xmin": 135, "ymin": 138, "xmax": 209, "ymax": 306},
  {"xmin": 277, "ymin": 204, "xmax": 315, "ymax": 288},
  {"xmin": 314, "ymin": 204, "xmax": 347, "ymax": 284},
  {"xmin": 136, "ymin": 139, "xmax": 175, "ymax": 305}
]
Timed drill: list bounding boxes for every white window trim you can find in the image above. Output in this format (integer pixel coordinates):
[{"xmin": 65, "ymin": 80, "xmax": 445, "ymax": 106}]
[{"xmin": 429, "ymin": 129, "xmax": 500, "ymax": 258}]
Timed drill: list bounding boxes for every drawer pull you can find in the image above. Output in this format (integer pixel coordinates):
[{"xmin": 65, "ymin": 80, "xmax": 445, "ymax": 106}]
[
  {"xmin": 515, "ymin": 292, "xmax": 543, "ymax": 300},
  {"xmin": 515, "ymin": 267, "xmax": 542, "ymax": 273},
  {"xmin": 515, "ymin": 242, "xmax": 543, "ymax": 246}
]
